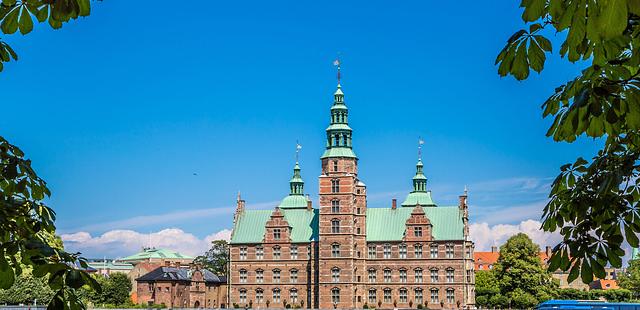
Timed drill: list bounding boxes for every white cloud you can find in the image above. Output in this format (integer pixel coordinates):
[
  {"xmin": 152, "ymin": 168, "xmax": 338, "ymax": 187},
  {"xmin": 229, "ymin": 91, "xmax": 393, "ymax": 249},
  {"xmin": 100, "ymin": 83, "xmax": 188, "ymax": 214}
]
[
  {"xmin": 470, "ymin": 219, "xmax": 562, "ymax": 251},
  {"xmin": 61, "ymin": 228, "xmax": 231, "ymax": 258}
]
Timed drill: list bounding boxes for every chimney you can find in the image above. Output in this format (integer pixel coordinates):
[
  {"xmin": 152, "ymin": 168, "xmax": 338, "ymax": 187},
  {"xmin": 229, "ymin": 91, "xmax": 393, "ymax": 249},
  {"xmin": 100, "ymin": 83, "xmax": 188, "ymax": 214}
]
[
  {"xmin": 306, "ymin": 194, "xmax": 312, "ymax": 210},
  {"xmin": 545, "ymin": 246, "xmax": 551, "ymax": 257},
  {"xmin": 392, "ymin": 199, "xmax": 397, "ymax": 210},
  {"xmin": 491, "ymin": 246, "xmax": 497, "ymax": 253}
]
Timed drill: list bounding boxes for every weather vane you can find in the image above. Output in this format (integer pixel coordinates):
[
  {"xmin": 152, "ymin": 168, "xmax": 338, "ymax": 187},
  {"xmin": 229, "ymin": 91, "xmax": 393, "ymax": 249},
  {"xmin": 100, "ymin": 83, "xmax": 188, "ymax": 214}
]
[
  {"xmin": 418, "ymin": 136, "xmax": 425, "ymax": 160},
  {"xmin": 296, "ymin": 140, "xmax": 302, "ymax": 162},
  {"xmin": 333, "ymin": 54, "xmax": 341, "ymax": 84}
]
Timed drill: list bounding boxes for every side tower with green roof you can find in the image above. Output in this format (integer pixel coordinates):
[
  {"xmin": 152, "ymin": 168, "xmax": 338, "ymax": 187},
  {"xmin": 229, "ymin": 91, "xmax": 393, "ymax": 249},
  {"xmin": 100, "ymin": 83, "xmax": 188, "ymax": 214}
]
[{"xmin": 278, "ymin": 161, "xmax": 311, "ymax": 209}]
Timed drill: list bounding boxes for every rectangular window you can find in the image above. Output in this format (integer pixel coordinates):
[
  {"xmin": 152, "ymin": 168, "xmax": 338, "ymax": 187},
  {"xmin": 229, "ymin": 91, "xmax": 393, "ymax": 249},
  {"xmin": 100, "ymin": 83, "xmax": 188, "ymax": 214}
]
[
  {"xmin": 383, "ymin": 244, "xmax": 391, "ymax": 259},
  {"xmin": 399, "ymin": 244, "xmax": 407, "ymax": 259},
  {"xmin": 431, "ymin": 289, "xmax": 439, "ymax": 303},
  {"xmin": 273, "ymin": 270, "xmax": 281, "ymax": 283},
  {"xmin": 399, "ymin": 269, "xmax": 407, "ymax": 283},
  {"xmin": 414, "ymin": 226, "xmax": 423, "ymax": 237},
  {"xmin": 430, "ymin": 244, "xmax": 438, "ymax": 258},
  {"xmin": 368, "ymin": 269, "xmax": 376, "ymax": 282},
  {"xmin": 332, "ymin": 289, "xmax": 340, "ymax": 303},
  {"xmin": 466, "ymin": 269, "xmax": 471, "ymax": 283},
  {"xmin": 368, "ymin": 245, "xmax": 376, "ymax": 259},
  {"xmin": 431, "ymin": 269, "xmax": 438, "ymax": 283},
  {"xmin": 415, "ymin": 244, "xmax": 423, "ymax": 258},
  {"xmin": 239, "ymin": 246, "xmax": 247, "ymax": 260},
  {"xmin": 256, "ymin": 246, "xmax": 264, "ymax": 260},
  {"xmin": 415, "ymin": 269, "xmax": 423, "ymax": 283},
  {"xmin": 273, "ymin": 229, "xmax": 281, "ymax": 240},
  {"xmin": 331, "ymin": 200, "xmax": 340, "ymax": 213},
  {"xmin": 384, "ymin": 289, "xmax": 391, "ymax": 303},
  {"xmin": 256, "ymin": 270, "xmax": 263, "ymax": 283},
  {"xmin": 331, "ymin": 179, "xmax": 340, "ymax": 193},
  {"xmin": 273, "ymin": 246, "xmax": 281, "ymax": 259},
  {"xmin": 290, "ymin": 245, "xmax": 298, "ymax": 259},
  {"xmin": 332, "ymin": 268, "xmax": 340, "ymax": 283},
  {"xmin": 384, "ymin": 269, "xmax": 391, "ymax": 283},
  {"xmin": 368, "ymin": 290, "xmax": 376, "ymax": 304},
  {"xmin": 333, "ymin": 160, "xmax": 338, "ymax": 172},
  {"xmin": 447, "ymin": 269, "xmax": 454, "ymax": 283},
  {"xmin": 466, "ymin": 246, "xmax": 472, "ymax": 259},
  {"xmin": 399, "ymin": 289, "xmax": 407, "ymax": 303},
  {"xmin": 239, "ymin": 270, "xmax": 247, "ymax": 283},
  {"xmin": 446, "ymin": 244, "xmax": 455, "ymax": 258}
]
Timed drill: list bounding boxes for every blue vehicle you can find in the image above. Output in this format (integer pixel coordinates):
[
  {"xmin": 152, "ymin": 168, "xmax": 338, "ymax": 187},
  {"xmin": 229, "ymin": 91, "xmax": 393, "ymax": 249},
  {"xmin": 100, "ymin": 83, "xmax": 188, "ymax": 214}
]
[{"xmin": 537, "ymin": 300, "xmax": 640, "ymax": 310}]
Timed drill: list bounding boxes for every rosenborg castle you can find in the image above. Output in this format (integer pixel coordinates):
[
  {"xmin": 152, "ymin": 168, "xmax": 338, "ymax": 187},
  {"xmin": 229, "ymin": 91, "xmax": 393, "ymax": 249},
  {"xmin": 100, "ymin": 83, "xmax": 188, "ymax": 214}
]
[{"xmin": 228, "ymin": 79, "xmax": 476, "ymax": 309}]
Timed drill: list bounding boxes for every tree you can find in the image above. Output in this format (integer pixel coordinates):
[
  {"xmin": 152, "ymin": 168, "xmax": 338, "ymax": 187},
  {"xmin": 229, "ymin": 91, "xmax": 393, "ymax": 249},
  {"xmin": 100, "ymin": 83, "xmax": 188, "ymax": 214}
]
[
  {"xmin": 618, "ymin": 259, "xmax": 640, "ymax": 298},
  {"xmin": 194, "ymin": 240, "xmax": 229, "ymax": 276},
  {"xmin": 0, "ymin": 0, "xmax": 92, "ymax": 72},
  {"xmin": 474, "ymin": 270, "xmax": 500, "ymax": 308},
  {"xmin": 0, "ymin": 271, "xmax": 55, "ymax": 305},
  {"xmin": 0, "ymin": 136, "xmax": 100, "ymax": 309},
  {"xmin": 496, "ymin": 0, "xmax": 640, "ymax": 283},
  {"xmin": 493, "ymin": 234, "xmax": 557, "ymax": 308}
]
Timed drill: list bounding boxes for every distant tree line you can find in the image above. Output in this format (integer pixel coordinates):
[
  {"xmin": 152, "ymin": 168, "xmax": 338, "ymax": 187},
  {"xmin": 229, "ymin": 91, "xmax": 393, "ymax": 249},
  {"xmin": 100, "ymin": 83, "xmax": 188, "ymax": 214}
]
[{"xmin": 476, "ymin": 233, "xmax": 638, "ymax": 309}]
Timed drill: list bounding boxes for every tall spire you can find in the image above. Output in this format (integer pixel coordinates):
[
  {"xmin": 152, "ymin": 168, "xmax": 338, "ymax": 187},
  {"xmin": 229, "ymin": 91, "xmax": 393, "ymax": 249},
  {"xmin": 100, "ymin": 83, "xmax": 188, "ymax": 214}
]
[
  {"xmin": 279, "ymin": 151, "xmax": 308, "ymax": 209},
  {"xmin": 290, "ymin": 161, "xmax": 304, "ymax": 195},
  {"xmin": 401, "ymin": 140, "xmax": 435, "ymax": 207},
  {"xmin": 321, "ymin": 58, "xmax": 357, "ymax": 159}
]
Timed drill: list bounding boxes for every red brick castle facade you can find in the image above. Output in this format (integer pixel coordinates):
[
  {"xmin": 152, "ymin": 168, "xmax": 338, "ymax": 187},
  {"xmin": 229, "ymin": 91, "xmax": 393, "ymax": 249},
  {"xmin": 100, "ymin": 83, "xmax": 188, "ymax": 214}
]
[{"xmin": 229, "ymin": 77, "xmax": 475, "ymax": 309}]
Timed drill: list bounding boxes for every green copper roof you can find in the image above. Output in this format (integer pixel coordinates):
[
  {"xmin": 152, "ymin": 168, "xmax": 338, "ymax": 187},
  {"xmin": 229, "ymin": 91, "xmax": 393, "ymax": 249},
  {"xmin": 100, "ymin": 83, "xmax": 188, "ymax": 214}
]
[
  {"xmin": 401, "ymin": 191, "xmax": 436, "ymax": 207},
  {"xmin": 633, "ymin": 247, "xmax": 640, "ymax": 260},
  {"xmin": 278, "ymin": 194, "xmax": 308, "ymax": 209},
  {"xmin": 230, "ymin": 209, "xmax": 319, "ymax": 244},
  {"xmin": 120, "ymin": 248, "xmax": 193, "ymax": 262},
  {"xmin": 366, "ymin": 206, "xmax": 463, "ymax": 241},
  {"xmin": 88, "ymin": 261, "xmax": 134, "ymax": 271},
  {"xmin": 331, "ymin": 103, "xmax": 348, "ymax": 110},
  {"xmin": 321, "ymin": 147, "xmax": 357, "ymax": 159}
]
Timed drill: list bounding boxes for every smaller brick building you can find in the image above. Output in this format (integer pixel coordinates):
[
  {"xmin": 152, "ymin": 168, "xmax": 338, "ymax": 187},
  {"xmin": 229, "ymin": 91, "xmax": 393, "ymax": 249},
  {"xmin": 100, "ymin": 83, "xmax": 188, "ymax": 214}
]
[{"xmin": 136, "ymin": 264, "xmax": 227, "ymax": 308}]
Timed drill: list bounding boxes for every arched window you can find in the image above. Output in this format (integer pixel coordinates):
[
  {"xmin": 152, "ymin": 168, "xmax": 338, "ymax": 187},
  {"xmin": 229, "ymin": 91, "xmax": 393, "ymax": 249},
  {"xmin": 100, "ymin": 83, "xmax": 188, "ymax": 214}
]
[
  {"xmin": 430, "ymin": 268, "xmax": 439, "ymax": 283},
  {"xmin": 273, "ymin": 288, "xmax": 281, "ymax": 303},
  {"xmin": 368, "ymin": 268, "xmax": 376, "ymax": 282},
  {"xmin": 415, "ymin": 288, "xmax": 423, "ymax": 305},
  {"xmin": 383, "ymin": 268, "xmax": 392, "ymax": 283},
  {"xmin": 255, "ymin": 269, "xmax": 264, "ymax": 283},
  {"xmin": 290, "ymin": 288, "xmax": 298, "ymax": 303},
  {"xmin": 383, "ymin": 243, "xmax": 391, "ymax": 258},
  {"xmin": 331, "ymin": 287, "xmax": 340, "ymax": 304},
  {"xmin": 331, "ymin": 219, "xmax": 340, "ymax": 233},
  {"xmin": 446, "ymin": 288, "xmax": 455, "ymax": 304},
  {"xmin": 430, "ymin": 288, "xmax": 439, "ymax": 303},
  {"xmin": 383, "ymin": 288, "xmax": 392, "ymax": 303},
  {"xmin": 368, "ymin": 288, "xmax": 376, "ymax": 304},
  {"xmin": 239, "ymin": 269, "xmax": 247, "ymax": 283},
  {"xmin": 239, "ymin": 289, "xmax": 247, "ymax": 304},
  {"xmin": 399, "ymin": 243, "xmax": 407, "ymax": 258},
  {"xmin": 399, "ymin": 268, "xmax": 407, "ymax": 283},
  {"xmin": 272, "ymin": 269, "xmax": 281, "ymax": 283},
  {"xmin": 414, "ymin": 243, "xmax": 423, "ymax": 258},
  {"xmin": 331, "ymin": 179, "xmax": 340, "ymax": 193},
  {"xmin": 332, "ymin": 243, "xmax": 340, "ymax": 257},
  {"xmin": 256, "ymin": 288, "xmax": 264, "ymax": 303},
  {"xmin": 415, "ymin": 267, "xmax": 423, "ymax": 283},
  {"xmin": 273, "ymin": 245, "xmax": 281, "ymax": 259},
  {"xmin": 399, "ymin": 288, "xmax": 408, "ymax": 303},
  {"xmin": 332, "ymin": 267, "xmax": 340, "ymax": 282},
  {"xmin": 446, "ymin": 268, "xmax": 454, "ymax": 283},
  {"xmin": 290, "ymin": 268, "xmax": 298, "ymax": 283}
]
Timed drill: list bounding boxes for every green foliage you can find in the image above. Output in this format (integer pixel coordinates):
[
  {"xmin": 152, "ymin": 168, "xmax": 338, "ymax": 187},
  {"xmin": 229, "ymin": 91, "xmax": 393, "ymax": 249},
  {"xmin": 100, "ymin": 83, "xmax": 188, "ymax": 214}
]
[
  {"xmin": 0, "ymin": 0, "xmax": 92, "ymax": 71},
  {"xmin": 193, "ymin": 240, "xmax": 229, "ymax": 276},
  {"xmin": 0, "ymin": 136, "xmax": 101, "ymax": 309},
  {"xmin": 0, "ymin": 270, "xmax": 55, "ymax": 305},
  {"xmin": 498, "ymin": 0, "xmax": 640, "ymax": 282},
  {"xmin": 81, "ymin": 273, "xmax": 131, "ymax": 306},
  {"xmin": 619, "ymin": 259, "xmax": 640, "ymax": 297}
]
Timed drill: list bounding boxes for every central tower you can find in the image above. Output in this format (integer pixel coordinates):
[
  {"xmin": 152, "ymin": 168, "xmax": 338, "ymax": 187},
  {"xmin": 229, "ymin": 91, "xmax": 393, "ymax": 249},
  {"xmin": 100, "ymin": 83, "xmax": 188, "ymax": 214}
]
[{"xmin": 318, "ymin": 74, "xmax": 368, "ymax": 308}]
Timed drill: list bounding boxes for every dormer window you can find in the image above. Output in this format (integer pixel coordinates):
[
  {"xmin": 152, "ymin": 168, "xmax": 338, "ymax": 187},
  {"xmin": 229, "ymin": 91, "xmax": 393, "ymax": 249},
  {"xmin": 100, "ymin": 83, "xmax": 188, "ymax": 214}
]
[
  {"xmin": 273, "ymin": 229, "xmax": 281, "ymax": 240},
  {"xmin": 414, "ymin": 226, "xmax": 423, "ymax": 237}
]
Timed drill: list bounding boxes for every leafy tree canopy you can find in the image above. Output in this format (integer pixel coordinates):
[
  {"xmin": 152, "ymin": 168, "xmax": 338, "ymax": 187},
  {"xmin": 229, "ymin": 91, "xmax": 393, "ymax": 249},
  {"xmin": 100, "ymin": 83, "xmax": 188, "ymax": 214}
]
[
  {"xmin": 1, "ymin": 136, "xmax": 100, "ymax": 309},
  {"xmin": 493, "ymin": 233, "xmax": 557, "ymax": 308},
  {"xmin": 0, "ymin": 0, "xmax": 91, "ymax": 71},
  {"xmin": 618, "ymin": 259, "xmax": 640, "ymax": 297},
  {"xmin": 497, "ymin": 0, "xmax": 640, "ymax": 283},
  {"xmin": 193, "ymin": 240, "xmax": 229, "ymax": 276}
]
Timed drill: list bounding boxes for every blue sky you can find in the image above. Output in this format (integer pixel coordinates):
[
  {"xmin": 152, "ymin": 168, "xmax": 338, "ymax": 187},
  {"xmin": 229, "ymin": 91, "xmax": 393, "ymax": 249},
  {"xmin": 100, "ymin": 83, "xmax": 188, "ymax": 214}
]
[{"xmin": 1, "ymin": 1, "xmax": 601, "ymax": 257}]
